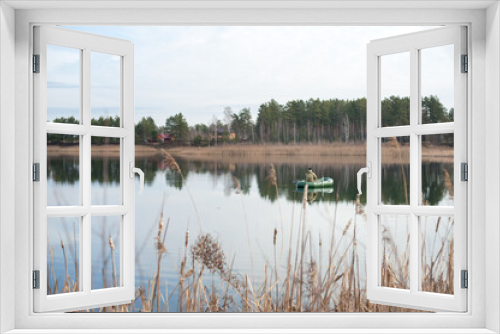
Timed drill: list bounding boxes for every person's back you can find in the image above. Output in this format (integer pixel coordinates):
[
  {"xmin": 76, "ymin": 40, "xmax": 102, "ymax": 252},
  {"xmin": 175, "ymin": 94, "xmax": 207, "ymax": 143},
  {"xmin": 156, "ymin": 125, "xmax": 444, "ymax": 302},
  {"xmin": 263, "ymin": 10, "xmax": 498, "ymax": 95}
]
[{"xmin": 306, "ymin": 168, "xmax": 318, "ymax": 182}]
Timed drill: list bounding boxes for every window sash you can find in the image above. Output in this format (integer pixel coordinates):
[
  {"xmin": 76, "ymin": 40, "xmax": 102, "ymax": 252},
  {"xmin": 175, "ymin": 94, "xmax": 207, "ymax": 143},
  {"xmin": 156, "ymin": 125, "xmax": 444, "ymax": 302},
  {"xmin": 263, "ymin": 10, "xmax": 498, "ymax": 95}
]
[
  {"xmin": 366, "ymin": 26, "xmax": 468, "ymax": 312},
  {"xmin": 33, "ymin": 25, "xmax": 136, "ymax": 313}
]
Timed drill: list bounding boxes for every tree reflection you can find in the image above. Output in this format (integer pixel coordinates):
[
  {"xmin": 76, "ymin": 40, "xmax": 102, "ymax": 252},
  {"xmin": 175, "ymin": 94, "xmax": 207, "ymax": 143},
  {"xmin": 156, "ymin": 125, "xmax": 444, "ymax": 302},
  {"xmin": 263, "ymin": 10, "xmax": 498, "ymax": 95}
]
[
  {"xmin": 47, "ymin": 156, "xmax": 79, "ymax": 184},
  {"xmin": 47, "ymin": 155, "xmax": 452, "ymax": 206}
]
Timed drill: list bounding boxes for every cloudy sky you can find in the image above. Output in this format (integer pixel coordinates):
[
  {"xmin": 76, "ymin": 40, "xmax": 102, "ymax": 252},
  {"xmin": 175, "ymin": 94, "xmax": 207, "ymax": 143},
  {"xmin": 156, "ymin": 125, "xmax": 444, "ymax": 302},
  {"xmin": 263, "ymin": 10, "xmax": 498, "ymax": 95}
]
[{"xmin": 50, "ymin": 25, "xmax": 453, "ymax": 126}]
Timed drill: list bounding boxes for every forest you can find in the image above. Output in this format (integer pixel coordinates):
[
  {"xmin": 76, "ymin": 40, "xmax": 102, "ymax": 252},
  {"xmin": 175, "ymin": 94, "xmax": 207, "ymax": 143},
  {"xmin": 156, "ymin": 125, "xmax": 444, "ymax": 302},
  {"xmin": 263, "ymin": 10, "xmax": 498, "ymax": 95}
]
[{"xmin": 47, "ymin": 95, "xmax": 453, "ymax": 146}]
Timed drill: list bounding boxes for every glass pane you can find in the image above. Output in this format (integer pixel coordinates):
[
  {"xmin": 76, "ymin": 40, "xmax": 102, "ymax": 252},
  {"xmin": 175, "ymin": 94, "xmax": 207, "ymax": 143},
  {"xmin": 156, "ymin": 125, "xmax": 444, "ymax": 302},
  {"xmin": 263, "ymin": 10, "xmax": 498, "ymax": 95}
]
[
  {"xmin": 47, "ymin": 217, "xmax": 80, "ymax": 295},
  {"xmin": 381, "ymin": 136, "xmax": 410, "ymax": 205},
  {"xmin": 47, "ymin": 44, "xmax": 81, "ymax": 124},
  {"xmin": 91, "ymin": 52, "xmax": 121, "ymax": 127},
  {"xmin": 421, "ymin": 45, "xmax": 454, "ymax": 124},
  {"xmin": 380, "ymin": 215, "xmax": 410, "ymax": 290},
  {"xmin": 92, "ymin": 215, "xmax": 121, "ymax": 290},
  {"xmin": 47, "ymin": 134, "xmax": 80, "ymax": 206},
  {"xmin": 419, "ymin": 216, "xmax": 454, "ymax": 295},
  {"xmin": 380, "ymin": 52, "xmax": 410, "ymax": 127},
  {"xmin": 91, "ymin": 137, "xmax": 121, "ymax": 206},
  {"xmin": 421, "ymin": 134, "xmax": 454, "ymax": 206}
]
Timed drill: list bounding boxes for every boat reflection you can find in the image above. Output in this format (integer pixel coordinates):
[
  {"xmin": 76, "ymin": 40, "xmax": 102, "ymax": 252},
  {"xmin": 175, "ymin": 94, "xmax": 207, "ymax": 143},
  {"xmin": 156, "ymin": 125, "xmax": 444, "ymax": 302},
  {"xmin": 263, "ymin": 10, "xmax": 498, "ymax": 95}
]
[{"xmin": 294, "ymin": 187, "xmax": 334, "ymax": 204}]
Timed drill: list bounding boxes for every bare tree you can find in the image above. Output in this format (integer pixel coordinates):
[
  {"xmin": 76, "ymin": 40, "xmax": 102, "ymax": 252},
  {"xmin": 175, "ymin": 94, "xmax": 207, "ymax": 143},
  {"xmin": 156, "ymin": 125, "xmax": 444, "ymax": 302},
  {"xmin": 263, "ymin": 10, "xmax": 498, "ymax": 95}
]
[
  {"xmin": 211, "ymin": 114, "xmax": 219, "ymax": 146},
  {"xmin": 342, "ymin": 113, "xmax": 350, "ymax": 143},
  {"xmin": 223, "ymin": 107, "xmax": 233, "ymax": 128}
]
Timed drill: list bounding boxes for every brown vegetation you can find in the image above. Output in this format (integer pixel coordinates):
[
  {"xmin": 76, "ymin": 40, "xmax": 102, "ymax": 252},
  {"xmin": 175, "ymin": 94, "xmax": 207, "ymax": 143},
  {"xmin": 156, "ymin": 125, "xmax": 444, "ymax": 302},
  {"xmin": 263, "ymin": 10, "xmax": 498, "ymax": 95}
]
[
  {"xmin": 47, "ymin": 144, "xmax": 159, "ymax": 158},
  {"xmin": 171, "ymin": 142, "xmax": 452, "ymax": 162},
  {"xmin": 47, "ymin": 142, "xmax": 453, "ymax": 164}
]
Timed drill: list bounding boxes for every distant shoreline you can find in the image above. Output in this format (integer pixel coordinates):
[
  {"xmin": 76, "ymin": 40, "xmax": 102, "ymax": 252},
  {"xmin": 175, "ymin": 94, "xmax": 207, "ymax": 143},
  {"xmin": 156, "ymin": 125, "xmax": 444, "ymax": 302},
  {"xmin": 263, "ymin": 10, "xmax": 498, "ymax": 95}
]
[
  {"xmin": 47, "ymin": 144, "xmax": 159, "ymax": 157},
  {"xmin": 47, "ymin": 143, "xmax": 454, "ymax": 163},
  {"xmin": 166, "ymin": 143, "xmax": 453, "ymax": 164}
]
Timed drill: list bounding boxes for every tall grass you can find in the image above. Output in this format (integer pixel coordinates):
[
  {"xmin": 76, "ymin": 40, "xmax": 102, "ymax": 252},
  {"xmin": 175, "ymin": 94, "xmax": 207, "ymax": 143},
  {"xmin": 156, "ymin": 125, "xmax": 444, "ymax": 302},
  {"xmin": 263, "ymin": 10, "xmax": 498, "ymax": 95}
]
[{"xmin": 47, "ymin": 147, "xmax": 454, "ymax": 313}]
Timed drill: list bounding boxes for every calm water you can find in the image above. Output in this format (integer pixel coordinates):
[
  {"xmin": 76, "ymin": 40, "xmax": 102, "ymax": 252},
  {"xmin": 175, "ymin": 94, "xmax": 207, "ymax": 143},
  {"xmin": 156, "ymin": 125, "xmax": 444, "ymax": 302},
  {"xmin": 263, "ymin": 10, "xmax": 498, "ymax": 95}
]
[{"xmin": 46, "ymin": 153, "xmax": 454, "ymax": 311}]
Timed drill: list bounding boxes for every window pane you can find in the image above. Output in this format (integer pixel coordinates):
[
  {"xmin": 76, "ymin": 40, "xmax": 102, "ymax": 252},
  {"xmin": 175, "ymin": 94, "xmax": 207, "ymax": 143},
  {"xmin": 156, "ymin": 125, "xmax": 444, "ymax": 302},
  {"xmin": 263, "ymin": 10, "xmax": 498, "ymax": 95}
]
[
  {"xmin": 421, "ymin": 134, "xmax": 454, "ymax": 206},
  {"xmin": 380, "ymin": 215, "xmax": 410, "ymax": 290},
  {"xmin": 380, "ymin": 52, "xmax": 410, "ymax": 127},
  {"xmin": 421, "ymin": 45, "xmax": 454, "ymax": 124},
  {"xmin": 47, "ymin": 44, "xmax": 80, "ymax": 124},
  {"xmin": 91, "ymin": 52, "xmax": 121, "ymax": 127},
  {"xmin": 91, "ymin": 137, "xmax": 121, "ymax": 206},
  {"xmin": 419, "ymin": 216, "xmax": 454, "ymax": 295},
  {"xmin": 92, "ymin": 215, "xmax": 121, "ymax": 290},
  {"xmin": 381, "ymin": 136, "xmax": 410, "ymax": 205},
  {"xmin": 47, "ymin": 134, "xmax": 80, "ymax": 206},
  {"xmin": 47, "ymin": 217, "xmax": 80, "ymax": 295}
]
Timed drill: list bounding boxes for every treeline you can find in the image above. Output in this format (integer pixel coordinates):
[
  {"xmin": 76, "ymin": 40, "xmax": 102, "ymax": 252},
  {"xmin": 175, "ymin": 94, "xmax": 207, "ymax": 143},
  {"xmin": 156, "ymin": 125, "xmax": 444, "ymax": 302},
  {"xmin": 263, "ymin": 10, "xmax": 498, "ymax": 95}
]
[
  {"xmin": 48, "ymin": 95, "xmax": 452, "ymax": 146},
  {"xmin": 256, "ymin": 95, "xmax": 453, "ymax": 144},
  {"xmin": 256, "ymin": 98, "xmax": 365, "ymax": 143}
]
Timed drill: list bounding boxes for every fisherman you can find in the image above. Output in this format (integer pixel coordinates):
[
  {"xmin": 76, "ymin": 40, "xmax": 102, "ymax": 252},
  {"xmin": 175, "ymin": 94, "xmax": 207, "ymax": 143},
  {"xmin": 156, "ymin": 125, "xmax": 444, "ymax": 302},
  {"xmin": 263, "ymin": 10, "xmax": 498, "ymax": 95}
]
[{"xmin": 305, "ymin": 167, "xmax": 318, "ymax": 183}]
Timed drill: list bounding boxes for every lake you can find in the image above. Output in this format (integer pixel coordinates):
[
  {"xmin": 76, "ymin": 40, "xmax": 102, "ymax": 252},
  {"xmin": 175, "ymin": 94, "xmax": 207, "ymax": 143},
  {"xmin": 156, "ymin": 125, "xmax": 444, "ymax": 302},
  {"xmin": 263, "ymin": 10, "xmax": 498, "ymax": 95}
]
[{"xmin": 46, "ymin": 149, "xmax": 454, "ymax": 312}]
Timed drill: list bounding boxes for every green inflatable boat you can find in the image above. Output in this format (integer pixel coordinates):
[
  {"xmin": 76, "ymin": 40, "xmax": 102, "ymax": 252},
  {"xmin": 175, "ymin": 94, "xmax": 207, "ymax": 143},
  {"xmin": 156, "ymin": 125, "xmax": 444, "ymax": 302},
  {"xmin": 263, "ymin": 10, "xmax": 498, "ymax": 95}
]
[{"xmin": 296, "ymin": 177, "xmax": 334, "ymax": 188}]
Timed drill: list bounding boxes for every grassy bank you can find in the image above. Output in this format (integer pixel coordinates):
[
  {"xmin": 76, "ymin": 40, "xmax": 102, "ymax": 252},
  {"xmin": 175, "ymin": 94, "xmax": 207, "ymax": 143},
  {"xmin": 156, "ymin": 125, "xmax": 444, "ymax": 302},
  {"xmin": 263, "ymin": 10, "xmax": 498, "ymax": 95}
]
[
  {"xmin": 168, "ymin": 142, "xmax": 452, "ymax": 161},
  {"xmin": 47, "ymin": 142, "xmax": 454, "ymax": 164},
  {"xmin": 47, "ymin": 144, "xmax": 159, "ymax": 157},
  {"xmin": 168, "ymin": 143, "xmax": 367, "ymax": 157}
]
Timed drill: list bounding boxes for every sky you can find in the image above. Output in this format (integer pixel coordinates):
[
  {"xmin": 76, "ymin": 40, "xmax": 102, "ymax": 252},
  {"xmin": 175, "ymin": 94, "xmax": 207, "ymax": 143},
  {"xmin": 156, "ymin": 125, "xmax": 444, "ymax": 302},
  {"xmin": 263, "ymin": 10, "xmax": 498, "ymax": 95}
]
[{"xmin": 48, "ymin": 26, "xmax": 454, "ymax": 126}]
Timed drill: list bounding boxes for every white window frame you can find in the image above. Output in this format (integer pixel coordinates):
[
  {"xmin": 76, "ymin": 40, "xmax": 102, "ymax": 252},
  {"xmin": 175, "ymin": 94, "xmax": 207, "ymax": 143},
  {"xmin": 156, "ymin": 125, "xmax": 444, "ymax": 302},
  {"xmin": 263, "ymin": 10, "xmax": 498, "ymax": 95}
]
[
  {"xmin": 365, "ymin": 26, "xmax": 467, "ymax": 312},
  {"xmin": 1, "ymin": 2, "xmax": 499, "ymax": 333},
  {"xmin": 33, "ymin": 25, "xmax": 136, "ymax": 312}
]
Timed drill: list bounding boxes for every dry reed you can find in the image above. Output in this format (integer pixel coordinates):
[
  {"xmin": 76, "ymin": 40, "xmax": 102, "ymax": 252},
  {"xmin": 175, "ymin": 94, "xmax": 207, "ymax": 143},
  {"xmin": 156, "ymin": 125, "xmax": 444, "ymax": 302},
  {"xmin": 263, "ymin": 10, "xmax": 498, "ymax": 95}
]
[{"xmin": 47, "ymin": 153, "xmax": 454, "ymax": 313}]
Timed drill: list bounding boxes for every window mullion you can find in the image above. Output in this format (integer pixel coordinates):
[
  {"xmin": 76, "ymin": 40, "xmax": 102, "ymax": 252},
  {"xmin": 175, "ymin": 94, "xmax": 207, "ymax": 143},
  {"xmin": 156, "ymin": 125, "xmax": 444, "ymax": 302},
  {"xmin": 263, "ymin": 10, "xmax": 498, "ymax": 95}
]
[
  {"xmin": 409, "ymin": 47, "xmax": 419, "ymax": 294},
  {"xmin": 82, "ymin": 47, "xmax": 91, "ymax": 207},
  {"xmin": 413, "ymin": 123, "xmax": 454, "ymax": 135},
  {"xmin": 78, "ymin": 48, "xmax": 85, "ymax": 291},
  {"xmin": 90, "ymin": 205, "xmax": 128, "ymax": 216},
  {"xmin": 122, "ymin": 52, "xmax": 135, "ymax": 291},
  {"xmin": 373, "ymin": 125, "xmax": 411, "ymax": 138},
  {"xmin": 82, "ymin": 47, "xmax": 92, "ymax": 294},
  {"xmin": 89, "ymin": 126, "xmax": 128, "ymax": 138},
  {"xmin": 46, "ymin": 206, "xmax": 88, "ymax": 217},
  {"xmin": 46, "ymin": 123, "xmax": 88, "ymax": 135}
]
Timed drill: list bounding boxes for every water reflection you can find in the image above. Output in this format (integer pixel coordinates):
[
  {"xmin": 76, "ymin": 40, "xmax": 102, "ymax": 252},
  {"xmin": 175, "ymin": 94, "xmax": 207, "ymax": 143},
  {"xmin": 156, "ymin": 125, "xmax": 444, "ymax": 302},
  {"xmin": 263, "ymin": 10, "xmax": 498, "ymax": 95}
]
[
  {"xmin": 422, "ymin": 162, "xmax": 454, "ymax": 206},
  {"xmin": 48, "ymin": 155, "xmax": 453, "ymax": 206}
]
